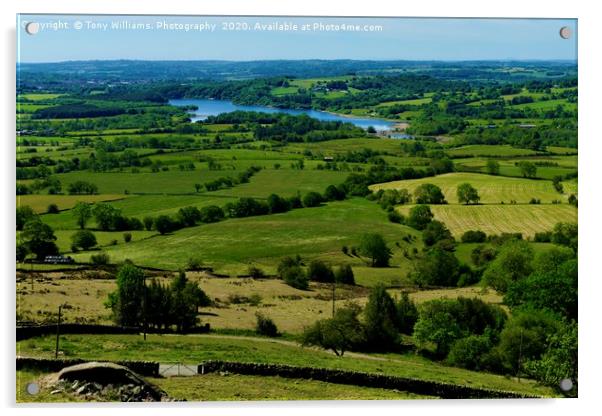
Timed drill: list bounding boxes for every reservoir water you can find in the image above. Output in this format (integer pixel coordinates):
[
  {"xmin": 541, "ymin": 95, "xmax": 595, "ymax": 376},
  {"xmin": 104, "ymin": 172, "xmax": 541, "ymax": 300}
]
[{"xmin": 169, "ymin": 98, "xmax": 395, "ymax": 131}]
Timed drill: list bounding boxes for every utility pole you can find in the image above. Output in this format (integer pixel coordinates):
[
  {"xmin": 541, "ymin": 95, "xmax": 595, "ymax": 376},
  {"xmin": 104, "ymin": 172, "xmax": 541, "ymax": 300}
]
[
  {"xmin": 332, "ymin": 281, "xmax": 336, "ymax": 317},
  {"xmin": 143, "ymin": 275, "xmax": 147, "ymax": 341},
  {"xmin": 55, "ymin": 305, "xmax": 62, "ymax": 359},
  {"xmin": 517, "ymin": 329, "xmax": 524, "ymax": 382}
]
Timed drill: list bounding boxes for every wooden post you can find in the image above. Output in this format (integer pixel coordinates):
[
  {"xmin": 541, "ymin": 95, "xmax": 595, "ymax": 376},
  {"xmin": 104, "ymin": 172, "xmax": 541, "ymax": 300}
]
[{"xmin": 54, "ymin": 305, "xmax": 62, "ymax": 359}]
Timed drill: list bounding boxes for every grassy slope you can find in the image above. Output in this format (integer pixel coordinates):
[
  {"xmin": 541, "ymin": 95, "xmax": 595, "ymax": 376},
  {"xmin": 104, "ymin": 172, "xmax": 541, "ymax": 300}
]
[
  {"xmin": 70, "ymin": 198, "xmax": 420, "ymax": 274},
  {"xmin": 16, "ymin": 334, "xmax": 555, "ymax": 397}
]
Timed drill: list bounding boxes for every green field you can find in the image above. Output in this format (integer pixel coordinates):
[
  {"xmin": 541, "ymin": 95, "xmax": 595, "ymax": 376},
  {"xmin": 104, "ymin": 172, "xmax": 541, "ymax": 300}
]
[
  {"xmin": 445, "ymin": 145, "xmax": 542, "ymax": 158},
  {"xmin": 18, "ymin": 194, "xmax": 126, "ymax": 214},
  {"xmin": 16, "ymin": 334, "xmax": 555, "ymax": 397},
  {"xmin": 70, "ymin": 198, "xmax": 419, "ymax": 274}
]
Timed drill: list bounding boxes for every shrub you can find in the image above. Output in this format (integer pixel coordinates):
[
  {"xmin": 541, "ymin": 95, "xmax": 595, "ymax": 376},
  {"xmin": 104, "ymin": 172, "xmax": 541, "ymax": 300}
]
[
  {"xmin": 406, "ymin": 205, "xmax": 434, "ymax": 230},
  {"xmin": 359, "ymin": 233, "xmax": 392, "ymax": 267},
  {"xmin": 335, "ymin": 264, "xmax": 355, "ymax": 285},
  {"xmin": 70, "ymin": 230, "xmax": 97, "ymax": 250},
  {"xmin": 90, "ymin": 252, "xmax": 109, "ymax": 265},
  {"xmin": 187, "ymin": 256, "xmax": 204, "ymax": 271},
  {"xmin": 447, "ymin": 335, "xmax": 492, "ymax": 371},
  {"xmin": 46, "ymin": 203, "xmax": 59, "ymax": 214},
  {"xmin": 387, "ymin": 210, "xmax": 404, "ymax": 224},
  {"xmin": 307, "ymin": 260, "xmax": 334, "ymax": 283},
  {"xmin": 247, "ymin": 265, "xmax": 266, "ymax": 279},
  {"xmin": 470, "ymin": 245, "xmax": 497, "ymax": 267},
  {"xmin": 422, "ymin": 220, "xmax": 453, "ymax": 247},
  {"xmin": 461, "ymin": 230, "xmax": 487, "ymax": 243},
  {"xmin": 282, "ymin": 265, "xmax": 309, "ymax": 290},
  {"xmin": 123, "ymin": 232, "xmax": 132, "ymax": 243},
  {"xmin": 255, "ymin": 313, "xmax": 279, "ymax": 337},
  {"xmin": 395, "ymin": 292, "xmax": 418, "ymax": 335},
  {"xmin": 143, "ymin": 216, "xmax": 154, "ymax": 231},
  {"xmin": 302, "ymin": 191, "xmax": 323, "ymax": 208}
]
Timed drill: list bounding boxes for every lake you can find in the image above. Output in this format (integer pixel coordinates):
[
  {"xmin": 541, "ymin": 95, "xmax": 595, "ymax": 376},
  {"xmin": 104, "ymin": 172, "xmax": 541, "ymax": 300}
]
[{"xmin": 169, "ymin": 98, "xmax": 395, "ymax": 131}]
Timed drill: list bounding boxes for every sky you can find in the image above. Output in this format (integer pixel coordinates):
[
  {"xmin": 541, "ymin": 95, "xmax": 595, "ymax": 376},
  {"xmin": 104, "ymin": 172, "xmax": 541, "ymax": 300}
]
[{"xmin": 17, "ymin": 15, "xmax": 577, "ymax": 63}]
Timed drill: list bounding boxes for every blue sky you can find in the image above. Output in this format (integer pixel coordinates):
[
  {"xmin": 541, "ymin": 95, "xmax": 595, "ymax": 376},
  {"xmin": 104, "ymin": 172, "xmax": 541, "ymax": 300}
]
[{"xmin": 17, "ymin": 15, "xmax": 577, "ymax": 62}]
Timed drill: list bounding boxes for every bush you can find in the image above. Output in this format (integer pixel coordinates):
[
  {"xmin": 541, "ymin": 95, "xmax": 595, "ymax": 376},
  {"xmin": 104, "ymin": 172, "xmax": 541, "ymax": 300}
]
[
  {"xmin": 387, "ymin": 210, "xmax": 404, "ymax": 224},
  {"xmin": 406, "ymin": 204, "xmax": 434, "ymax": 230},
  {"xmin": 70, "ymin": 230, "xmax": 97, "ymax": 251},
  {"xmin": 247, "ymin": 265, "xmax": 267, "ymax": 279},
  {"xmin": 123, "ymin": 232, "xmax": 132, "ymax": 243},
  {"xmin": 282, "ymin": 265, "xmax": 309, "ymax": 290},
  {"xmin": 143, "ymin": 216, "xmax": 154, "ymax": 231},
  {"xmin": 447, "ymin": 335, "xmax": 492, "ymax": 370},
  {"xmin": 90, "ymin": 252, "xmax": 109, "ymax": 265},
  {"xmin": 395, "ymin": 292, "xmax": 418, "ymax": 335},
  {"xmin": 46, "ymin": 203, "xmax": 59, "ymax": 214},
  {"xmin": 363, "ymin": 285, "xmax": 399, "ymax": 351},
  {"xmin": 255, "ymin": 313, "xmax": 279, "ymax": 337},
  {"xmin": 307, "ymin": 260, "xmax": 334, "ymax": 282},
  {"xmin": 335, "ymin": 264, "xmax": 355, "ymax": 285},
  {"xmin": 187, "ymin": 256, "xmax": 204, "ymax": 271},
  {"xmin": 461, "ymin": 230, "xmax": 487, "ymax": 243},
  {"xmin": 302, "ymin": 191, "xmax": 323, "ymax": 208}
]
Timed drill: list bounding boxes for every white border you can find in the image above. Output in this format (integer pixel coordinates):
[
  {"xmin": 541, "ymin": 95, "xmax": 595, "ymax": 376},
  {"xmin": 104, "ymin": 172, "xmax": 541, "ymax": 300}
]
[{"xmin": 2, "ymin": 1, "xmax": 600, "ymax": 415}]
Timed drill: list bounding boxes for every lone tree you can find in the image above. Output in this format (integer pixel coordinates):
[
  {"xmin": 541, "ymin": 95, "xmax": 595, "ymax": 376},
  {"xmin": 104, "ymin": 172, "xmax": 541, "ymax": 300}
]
[
  {"xmin": 20, "ymin": 218, "xmax": 59, "ymax": 260},
  {"xmin": 359, "ymin": 233, "xmax": 392, "ymax": 267},
  {"xmin": 72, "ymin": 202, "xmax": 93, "ymax": 229},
  {"xmin": 302, "ymin": 304, "xmax": 365, "ymax": 356},
  {"xmin": 106, "ymin": 262, "xmax": 146, "ymax": 327},
  {"xmin": 93, "ymin": 203, "xmax": 121, "ymax": 231},
  {"xmin": 457, "ymin": 183, "xmax": 480, "ymax": 205},
  {"xmin": 71, "ymin": 230, "xmax": 97, "ymax": 251},
  {"xmin": 486, "ymin": 159, "xmax": 500, "ymax": 175},
  {"xmin": 517, "ymin": 161, "xmax": 537, "ymax": 178}
]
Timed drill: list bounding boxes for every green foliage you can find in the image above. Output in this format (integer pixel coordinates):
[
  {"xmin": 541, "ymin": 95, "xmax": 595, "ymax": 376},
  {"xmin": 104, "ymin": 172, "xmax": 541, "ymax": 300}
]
[
  {"xmin": 143, "ymin": 216, "xmax": 154, "ymax": 231},
  {"xmin": 447, "ymin": 335, "xmax": 493, "ymax": 371},
  {"xmin": 90, "ymin": 252, "xmax": 109, "ymax": 265},
  {"xmin": 186, "ymin": 256, "xmax": 204, "ymax": 271},
  {"xmin": 106, "ymin": 263, "xmax": 146, "ymax": 327},
  {"xmin": 505, "ymin": 248, "xmax": 577, "ymax": 320},
  {"xmin": 20, "ymin": 218, "xmax": 59, "ymax": 260},
  {"xmin": 177, "ymin": 206, "xmax": 202, "ymax": 227},
  {"xmin": 414, "ymin": 297, "xmax": 507, "ymax": 357},
  {"xmin": 422, "ymin": 220, "xmax": 453, "ymax": 247},
  {"xmin": 359, "ymin": 233, "xmax": 392, "ymax": 267},
  {"xmin": 517, "ymin": 161, "xmax": 537, "ymax": 178},
  {"xmin": 72, "ymin": 202, "xmax": 92, "ymax": 229},
  {"xmin": 413, "ymin": 183, "xmax": 446, "ymax": 204},
  {"xmin": 123, "ymin": 232, "xmax": 132, "ymax": 243},
  {"xmin": 282, "ymin": 265, "xmax": 309, "ymax": 290},
  {"xmin": 267, "ymin": 193, "xmax": 291, "ymax": 214},
  {"xmin": 46, "ymin": 203, "xmax": 59, "ymax": 214},
  {"xmin": 482, "ymin": 239, "xmax": 533, "ymax": 293},
  {"xmin": 93, "ymin": 203, "xmax": 121, "ymax": 231},
  {"xmin": 334, "ymin": 264, "xmax": 355, "ymax": 285},
  {"xmin": 387, "ymin": 210, "xmax": 405, "ymax": 224},
  {"xmin": 411, "ymin": 247, "xmax": 461, "ymax": 287},
  {"xmin": 255, "ymin": 313, "xmax": 279, "ymax": 337},
  {"xmin": 524, "ymin": 321, "xmax": 577, "ymax": 394},
  {"xmin": 307, "ymin": 260, "xmax": 334, "ymax": 283},
  {"xmin": 68, "ymin": 181, "xmax": 99, "ymax": 195},
  {"xmin": 461, "ymin": 230, "xmax": 487, "ymax": 243},
  {"xmin": 486, "ymin": 159, "xmax": 500, "ymax": 175},
  {"xmin": 16, "ymin": 205, "xmax": 37, "ymax": 231},
  {"xmin": 302, "ymin": 191, "xmax": 323, "ymax": 208},
  {"xmin": 395, "ymin": 292, "xmax": 418, "ymax": 335},
  {"xmin": 406, "ymin": 205, "xmax": 434, "ymax": 230},
  {"xmin": 551, "ymin": 222, "xmax": 577, "ymax": 253},
  {"xmin": 363, "ymin": 285, "xmax": 399, "ymax": 350},
  {"xmin": 70, "ymin": 230, "xmax": 97, "ymax": 250},
  {"xmin": 456, "ymin": 183, "xmax": 480, "ymax": 205},
  {"xmin": 302, "ymin": 304, "xmax": 365, "ymax": 356},
  {"xmin": 154, "ymin": 215, "xmax": 179, "ymax": 235},
  {"xmin": 493, "ymin": 308, "xmax": 562, "ymax": 374}
]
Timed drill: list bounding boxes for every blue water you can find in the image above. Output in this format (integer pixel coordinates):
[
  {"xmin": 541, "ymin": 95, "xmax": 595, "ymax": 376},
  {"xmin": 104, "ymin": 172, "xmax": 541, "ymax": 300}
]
[{"xmin": 169, "ymin": 98, "xmax": 395, "ymax": 131}]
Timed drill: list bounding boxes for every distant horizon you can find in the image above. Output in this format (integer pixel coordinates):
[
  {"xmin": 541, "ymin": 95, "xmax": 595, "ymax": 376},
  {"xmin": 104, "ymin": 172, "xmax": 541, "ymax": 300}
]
[{"xmin": 17, "ymin": 58, "xmax": 578, "ymax": 65}]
